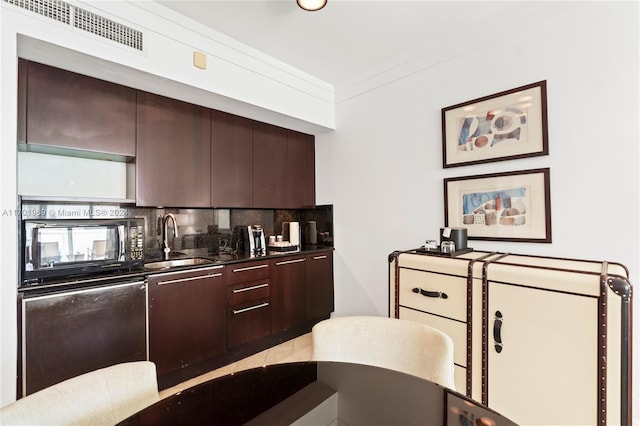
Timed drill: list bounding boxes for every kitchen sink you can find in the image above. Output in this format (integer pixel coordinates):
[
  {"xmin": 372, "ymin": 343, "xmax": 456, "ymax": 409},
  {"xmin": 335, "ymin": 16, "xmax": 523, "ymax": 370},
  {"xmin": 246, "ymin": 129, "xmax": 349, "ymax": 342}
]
[
  {"xmin": 144, "ymin": 258, "xmax": 215, "ymax": 270},
  {"xmin": 168, "ymin": 251, "xmax": 187, "ymax": 257}
]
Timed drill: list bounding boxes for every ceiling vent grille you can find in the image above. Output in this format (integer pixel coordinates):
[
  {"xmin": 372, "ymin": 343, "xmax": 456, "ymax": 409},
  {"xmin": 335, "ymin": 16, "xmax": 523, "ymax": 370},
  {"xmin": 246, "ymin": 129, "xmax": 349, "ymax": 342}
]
[
  {"xmin": 4, "ymin": 0, "xmax": 70, "ymax": 23},
  {"xmin": 73, "ymin": 6, "xmax": 143, "ymax": 51},
  {"xmin": 4, "ymin": 0, "xmax": 143, "ymax": 51}
]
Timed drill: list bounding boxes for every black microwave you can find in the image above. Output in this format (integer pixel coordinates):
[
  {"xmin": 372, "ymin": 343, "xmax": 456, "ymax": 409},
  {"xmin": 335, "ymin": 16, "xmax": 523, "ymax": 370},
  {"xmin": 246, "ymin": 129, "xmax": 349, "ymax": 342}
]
[{"xmin": 21, "ymin": 218, "xmax": 145, "ymax": 283}]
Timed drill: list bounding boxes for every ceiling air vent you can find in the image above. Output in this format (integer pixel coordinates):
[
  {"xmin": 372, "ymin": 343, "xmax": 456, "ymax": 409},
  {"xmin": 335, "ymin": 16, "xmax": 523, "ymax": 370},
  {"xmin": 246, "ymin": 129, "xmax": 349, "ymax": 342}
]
[
  {"xmin": 3, "ymin": 0, "xmax": 143, "ymax": 51},
  {"xmin": 4, "ymin": 0, "xmax": 70, "ymax": 23},
  {"xmin": 73, "ymin": 6, "xmax": 143, "ymax": 51}
]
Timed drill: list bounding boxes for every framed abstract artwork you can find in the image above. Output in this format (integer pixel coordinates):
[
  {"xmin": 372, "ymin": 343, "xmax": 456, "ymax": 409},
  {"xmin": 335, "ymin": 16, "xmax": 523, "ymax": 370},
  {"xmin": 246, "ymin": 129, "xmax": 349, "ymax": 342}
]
[
  {"xmin": 444, "ymin": 168, "xmax": 551, "ymax": 243},
  {"xmin": 442, "ymin": 81, "xmax": 548, "ymax": 168}
]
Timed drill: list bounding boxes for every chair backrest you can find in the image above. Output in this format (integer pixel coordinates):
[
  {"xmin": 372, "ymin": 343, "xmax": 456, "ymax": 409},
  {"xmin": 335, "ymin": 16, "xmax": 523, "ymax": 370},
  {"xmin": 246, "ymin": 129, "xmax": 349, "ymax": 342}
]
[
  {"xmin": 0, "ymin": 361, "xmax": 160, "ymax": 425},
  {"xmin": 311, "ymin": 316, "xmax": 456, "ymax": 389}
]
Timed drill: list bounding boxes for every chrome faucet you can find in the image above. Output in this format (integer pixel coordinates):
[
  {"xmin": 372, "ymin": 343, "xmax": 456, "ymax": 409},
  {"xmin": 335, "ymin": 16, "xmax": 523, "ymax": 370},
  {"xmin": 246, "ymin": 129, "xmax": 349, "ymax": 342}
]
[{"xmin": 160, "ymin": 214, "xmax": 178, "ymax": 260}]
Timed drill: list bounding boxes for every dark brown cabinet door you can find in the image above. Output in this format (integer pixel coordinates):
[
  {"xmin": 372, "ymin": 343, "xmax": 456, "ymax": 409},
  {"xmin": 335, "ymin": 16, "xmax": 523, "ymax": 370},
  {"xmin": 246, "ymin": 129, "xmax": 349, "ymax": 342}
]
[
  {"xmin": 21, "ymin": 281, "xmax": 147, "ymax": 396},
  {"xmin": 17, "ymin": 58, "xmax": 27, "ymax": 144},
  {"xmin": 306, "ymin": 251, "xmax": 334, "ymax": 320},
  {"xmin": 211, "ymin": 110, "xmax": 253, "ymax": 207},
  {"xmin": 287, "ymin": 130, "xmax": 316, "ymax": 208},
  {"xmin": 136, "ymin": 91, "xmax": 211, "ymax": 207},
  {"xmin": 23, "ymin": 60, "xmax": 136, "ymax": 157},
  {"xmin": 253, "ymin": 122, "xmax": 287, "ymax": 208},
  {"xmin": 270, "ymin": 256, "xmax": 307, "ymax": 333},
  {"xmin": 148, "ymin": 267, "xmax": 226, "ymax": 377}
]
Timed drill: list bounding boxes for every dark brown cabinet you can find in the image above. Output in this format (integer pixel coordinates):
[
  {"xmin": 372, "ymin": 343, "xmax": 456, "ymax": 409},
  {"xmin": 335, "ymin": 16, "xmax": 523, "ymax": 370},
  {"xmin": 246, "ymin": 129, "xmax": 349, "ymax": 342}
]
[
  {"xmin": 225, "ymin": 260, "xmax": 272, "ymax": 347},
  {"xmin": 218, "ymin": 120, "xmax": 315, "ymax": 209},
  {"xmin": 20, "ymin": 280, "xmax": 147, "ymax": 396},
  {"xmin": 136, "ymin": 91, "xmax": 211, "ymax": 207},
  {"xmin": 148, "ymin": 266, "xmax": 226, "ymax": 377},
  {"xmin": 18, "ymin": 59, "xmax": 136, "ymax": 157},
  {"xmin": 17, "ymin": 58, "xmax": 27, "ymax": 144},
  {"xmin": 270, "ymin": 256, "xmax": 307, "ymax": 333},
  {"xmin": 252, "ymin": 123, "xmax": 316, "ymax": 209},
  {"xmin": 226, "ymin": 279, "xmax": 271, "ymax": 348},
  {"xmin": 253, "ymin": 122, "xmax": 288, "ymax": 208},
  {"xmin": 17, "ymin": 60, "xmax": 317, "ymax": 210},
  {"xmin": 211, "ymin": 110, "xmax": 254, "ymax": 207},
  {"xmin": 286, "ymin": 130, "xmax": 316, "ymax": 208},
  {"xmin": 305, "ymin": 251, "xmax": 334, "ymax": 320}
]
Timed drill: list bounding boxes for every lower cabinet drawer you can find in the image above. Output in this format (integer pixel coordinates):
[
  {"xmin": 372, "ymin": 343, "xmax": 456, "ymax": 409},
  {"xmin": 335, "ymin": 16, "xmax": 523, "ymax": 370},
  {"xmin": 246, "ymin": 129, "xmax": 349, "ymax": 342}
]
[
  {"xmin": 399, "ymin": 307, "xmax": 467, "ymax": 367},
  {"xmin": 227, "ymin": 298, "xmax": 271, "ymax": 348},
  {"xmin": 227, "ymin": 279, "xmax": 270, "ymax": 305},
  {"xmin": 398, "ymin": 268, "xmax": 467, "ymax": 322},
  {"xmin": 227, "ymin": 260, "xmax": 270, "ymax": 285}
]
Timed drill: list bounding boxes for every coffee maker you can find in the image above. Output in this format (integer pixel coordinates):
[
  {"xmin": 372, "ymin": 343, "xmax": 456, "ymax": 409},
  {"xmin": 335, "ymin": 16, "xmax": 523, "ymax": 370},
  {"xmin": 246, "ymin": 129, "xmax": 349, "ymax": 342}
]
[
  {"xmin": 230, "ymin": 225, "xmax": 266, "ymax": 255},
  {"xmin": 247, "ymin": 225, "xmax": 266, "ymax": 256}
]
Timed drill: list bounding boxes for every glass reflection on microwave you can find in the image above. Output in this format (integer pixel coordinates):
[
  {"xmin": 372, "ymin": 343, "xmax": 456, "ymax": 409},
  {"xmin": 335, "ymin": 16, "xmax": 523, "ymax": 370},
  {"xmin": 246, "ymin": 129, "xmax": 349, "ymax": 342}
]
[{"xmin": 29, "ymin": 226, "xmax": 121, "ymax": 268}]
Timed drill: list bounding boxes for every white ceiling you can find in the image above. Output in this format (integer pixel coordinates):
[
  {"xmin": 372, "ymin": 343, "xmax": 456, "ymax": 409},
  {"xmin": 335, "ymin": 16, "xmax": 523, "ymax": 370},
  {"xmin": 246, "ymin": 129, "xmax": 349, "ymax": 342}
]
[{"xmin": 155, "ymin": 1, "xmax": 560, "ymax": 90}]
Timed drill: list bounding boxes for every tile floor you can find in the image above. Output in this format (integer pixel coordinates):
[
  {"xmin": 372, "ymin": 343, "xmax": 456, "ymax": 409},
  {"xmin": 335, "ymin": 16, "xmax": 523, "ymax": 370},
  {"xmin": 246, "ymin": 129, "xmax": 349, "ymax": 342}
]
[{"xmin": 159, "ymin": 333, "xmax": 313, "ymax": 399}]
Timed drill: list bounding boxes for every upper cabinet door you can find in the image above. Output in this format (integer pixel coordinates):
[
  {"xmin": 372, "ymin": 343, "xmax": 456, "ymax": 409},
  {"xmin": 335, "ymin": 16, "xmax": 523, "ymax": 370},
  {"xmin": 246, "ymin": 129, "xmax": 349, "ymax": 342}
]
[
  {"xmin": 17, "ymin": 59, "xmax": 27, "ymax": 144},
  {"xmin": 211, "ymin": 110, "xmax": 253, "ymax": 208},
  {"xmin": 136, "ymin": 91, "xmax": 211, "ymax": 207},
  {"xmin": 23, "ymin": 60, "xmax": 136, "ymax": 157},
  {"xmin": 286, "ymin": 130, "xmax": 315, "ymax": 208},
  {"xmin": 253, "ymin": 122, "xmax": 288, "ymax": 208}
]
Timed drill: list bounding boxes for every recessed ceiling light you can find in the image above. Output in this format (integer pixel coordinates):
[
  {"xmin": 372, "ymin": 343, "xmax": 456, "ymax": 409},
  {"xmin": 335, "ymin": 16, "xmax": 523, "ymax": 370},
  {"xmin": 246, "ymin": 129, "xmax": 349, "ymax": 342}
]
[{"xmin": 297, "ymin": 0, "xmax": 327, "ymax": 12}]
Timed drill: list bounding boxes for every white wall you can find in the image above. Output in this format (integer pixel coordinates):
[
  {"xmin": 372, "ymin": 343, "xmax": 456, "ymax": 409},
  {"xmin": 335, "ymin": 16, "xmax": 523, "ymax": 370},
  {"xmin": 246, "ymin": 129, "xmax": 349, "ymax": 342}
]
[{"xmin": 314, "ymin": 1, "xmax": 639, "ymax": 421}]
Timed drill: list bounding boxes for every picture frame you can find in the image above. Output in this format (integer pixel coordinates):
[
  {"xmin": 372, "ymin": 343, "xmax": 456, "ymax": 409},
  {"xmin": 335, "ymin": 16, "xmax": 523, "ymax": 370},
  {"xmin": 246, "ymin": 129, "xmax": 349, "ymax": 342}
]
[
  {"xmin": 442, "ymin": 81, "xmax": 548, "ymax": 168},
  {"xmin": 444, "ymin": 168, "xmax": 551, "ymax": 243},
  {"xmin": 444, "ymin": 389, "xmax": 517, "ymax": 426}
]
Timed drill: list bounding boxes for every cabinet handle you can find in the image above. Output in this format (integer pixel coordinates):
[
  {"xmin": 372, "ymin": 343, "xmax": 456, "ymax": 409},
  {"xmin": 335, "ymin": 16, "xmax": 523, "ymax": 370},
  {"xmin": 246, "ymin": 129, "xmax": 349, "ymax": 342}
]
[
  {"xmin": 275, "ymin": 258, "xmax": 306, "ymax": 266},
  {"xmin": 233, "ymin": 283, "xmax": 269, "ymax": 293},
  {"xmin": 312, "ymin": 255, "xmax": 328, "ymax": 260},
  {"xmin": 233, "ymin": 302, "xmax": 269, "ymax": 315},
  {"xmin": 493, "ymin": 310, "xmax": 503, "ymax": 353},
  {"xmin": 232, "ymin": 264, "xmax": 268, "ymax": 273},
  {"xmin": 412, "ymin": 287, "xmax": 448, "ymax": 299},
  {"xmin": 157, "ymin": 273, "xmax": 222, "ymax": 286}
]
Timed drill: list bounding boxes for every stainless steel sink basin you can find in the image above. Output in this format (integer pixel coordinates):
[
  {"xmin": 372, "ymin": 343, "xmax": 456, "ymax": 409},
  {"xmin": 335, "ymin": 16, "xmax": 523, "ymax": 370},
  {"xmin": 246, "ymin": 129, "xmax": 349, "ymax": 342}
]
[{"xmin": 144, "ymin": 258, "xmax": 214, "ymax": 270}]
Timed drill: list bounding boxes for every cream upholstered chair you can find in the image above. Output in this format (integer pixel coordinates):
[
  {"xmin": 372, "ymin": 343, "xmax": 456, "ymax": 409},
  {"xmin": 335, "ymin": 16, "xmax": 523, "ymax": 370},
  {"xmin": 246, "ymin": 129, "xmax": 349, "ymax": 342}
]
[
  {"xmin": 0, "ymin": 361, "xmax": 159, "ymax": 425},
  {"xmin": 311, "ymin": 316, "xmax": 456, "ymax": 389}
]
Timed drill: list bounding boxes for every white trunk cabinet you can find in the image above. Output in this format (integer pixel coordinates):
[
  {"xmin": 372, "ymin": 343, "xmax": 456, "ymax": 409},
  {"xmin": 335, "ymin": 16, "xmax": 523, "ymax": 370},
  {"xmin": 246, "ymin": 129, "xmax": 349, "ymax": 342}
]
[{"xmin": 389, "ymin": 249, "xmax": 632, "ymax": 426}]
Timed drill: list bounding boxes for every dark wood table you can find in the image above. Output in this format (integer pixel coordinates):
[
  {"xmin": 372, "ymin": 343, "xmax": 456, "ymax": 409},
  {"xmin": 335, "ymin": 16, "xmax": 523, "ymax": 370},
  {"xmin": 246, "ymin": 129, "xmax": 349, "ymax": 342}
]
[{"xmin": 119, "ymin": 361, "xmax": 517, "ymax": 425}]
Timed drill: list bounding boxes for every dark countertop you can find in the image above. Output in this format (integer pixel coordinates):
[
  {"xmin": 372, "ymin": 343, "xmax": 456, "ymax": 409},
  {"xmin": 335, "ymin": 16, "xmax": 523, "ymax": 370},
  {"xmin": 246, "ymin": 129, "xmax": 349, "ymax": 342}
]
[
  {"xmin": 144, "ymin": 244, "xmax": 333, "ymax": 268},
  {"xmin": 19, "ymin": 245, "xmax": 334, "ymax": 295}
]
